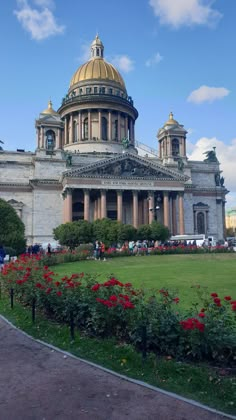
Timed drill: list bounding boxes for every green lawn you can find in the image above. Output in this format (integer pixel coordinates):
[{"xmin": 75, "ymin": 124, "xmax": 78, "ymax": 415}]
[{"xmin": 54, "ymin": 253, "xmax": 236, "ymax": 307}]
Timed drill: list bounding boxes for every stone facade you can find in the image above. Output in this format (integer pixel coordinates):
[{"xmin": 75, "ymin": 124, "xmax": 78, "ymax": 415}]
[{"xmin": 0, "ymin": 36, "xmax": 227, "ymax": 244}]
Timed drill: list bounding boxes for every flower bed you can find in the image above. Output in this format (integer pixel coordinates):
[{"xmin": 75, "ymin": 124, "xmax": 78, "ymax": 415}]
[{"xmin": 1, "ymin": 254, "xmax": 236, "ymax": 366}]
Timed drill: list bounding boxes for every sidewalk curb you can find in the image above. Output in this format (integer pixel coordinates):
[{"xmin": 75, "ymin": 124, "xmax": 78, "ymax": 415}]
[{"xmin": 1, "ymin": 314, "xmax": 235, "ymax": 420}]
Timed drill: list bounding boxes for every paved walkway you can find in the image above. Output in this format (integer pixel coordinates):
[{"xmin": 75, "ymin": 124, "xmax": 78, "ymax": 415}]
[{"xmin": 0, "ymin": 317, "xmax": 232, "ymax": 420}]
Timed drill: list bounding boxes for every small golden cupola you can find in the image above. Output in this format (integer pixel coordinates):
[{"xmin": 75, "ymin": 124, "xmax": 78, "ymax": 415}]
[
  {"xmin": 157, "ymin": 112, "xmax": 187, "ymax": 164},
  {"xmin": 41, "ymin": 100, "xmax": 59, "ymax": 116}
]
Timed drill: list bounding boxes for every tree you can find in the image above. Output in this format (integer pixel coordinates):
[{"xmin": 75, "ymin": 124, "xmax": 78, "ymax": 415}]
[
  {"xmin": 117, "ymin": 223, "xmax": 137, "ymax": 242},
  {"xmin": 150, "ymin": 221, "xmax": 170, "ymax": 242},
  {"xmin": 76, "ymin": 220, "xmax": 93, "ymax": 244},
  {"xmin": 0, "ymin": 198, "xmax": 26, "ymax": 254},
  {"xmin": 137, "ymin": 224, "xmax": 152, "ymax": 240},
  {"xmin": 54, "ymin": 222, "xmax": 81, "ymax": 249},
  {"xmin": 92, "ymin": 218, "xmax": 118, "ymax": 246}
]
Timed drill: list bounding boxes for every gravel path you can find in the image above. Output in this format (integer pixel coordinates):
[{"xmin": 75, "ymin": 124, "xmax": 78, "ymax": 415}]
[{"xmin": 0, "ymin": 317, "xmax": 232, "ymax": 420}]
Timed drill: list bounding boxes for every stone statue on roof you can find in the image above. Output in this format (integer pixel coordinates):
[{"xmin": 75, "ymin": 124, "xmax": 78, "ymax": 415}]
[{"xmin": 203, "ymin": 147, "xmax": 218, "ymax": 163}]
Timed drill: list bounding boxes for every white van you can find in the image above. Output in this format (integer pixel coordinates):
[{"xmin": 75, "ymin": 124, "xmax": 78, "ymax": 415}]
[{"xmin": 170, "ymin": 234, "xmax": 206, "ymax": 247}]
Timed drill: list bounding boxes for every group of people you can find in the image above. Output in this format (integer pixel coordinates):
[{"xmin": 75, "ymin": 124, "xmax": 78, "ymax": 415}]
[
  {"xmin": 93, "ymin": 240, "xmax": 106, "ymax": 261},
  {"xmin": 27, "ymin": 243, "xmax": 52, "ymax": 255}
]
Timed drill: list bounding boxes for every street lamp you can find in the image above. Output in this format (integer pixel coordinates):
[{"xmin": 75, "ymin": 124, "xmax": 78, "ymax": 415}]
[
  {"xmin": 148, "ymin": 194, "xmax": 162, "ymax": 221},
  {"xmin": 149, "ymin": 205, "xmax": 160, "ymax": 221}
]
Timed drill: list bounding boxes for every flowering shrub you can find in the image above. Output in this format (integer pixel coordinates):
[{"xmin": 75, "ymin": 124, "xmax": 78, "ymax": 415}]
[
  {"xmin": 0, "ymin": 256, "xmax": 236, "ymax": 366},
  {"xmin": 179, "ymin": 288, "xmax": 236, "ymax": 362}
]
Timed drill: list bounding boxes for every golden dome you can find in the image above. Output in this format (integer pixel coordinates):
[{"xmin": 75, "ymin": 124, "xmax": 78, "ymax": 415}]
[
  {"xmin": 164, "ymin": 112, "xmax": 179, "ymax": 126},
  {"xmin": 70, "ymin": 59, "xmax": 126, "ymax": 90},
  {"xmin": 70, "ymin": 35, "xmax": 126, "ymax": 90},
  {"xmin": 41, "ymin": 100, "xmax": 59, "ymax": 115}
]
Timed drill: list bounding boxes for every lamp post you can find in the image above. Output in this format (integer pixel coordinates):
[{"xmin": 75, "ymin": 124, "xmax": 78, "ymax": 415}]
[
  {"xmin": 148, "ymin": 194, "xmax": 162, "ymax": 222},
  {"xmin": 149, "ymin": 205, "xmax": 160, "ymax": 221}
]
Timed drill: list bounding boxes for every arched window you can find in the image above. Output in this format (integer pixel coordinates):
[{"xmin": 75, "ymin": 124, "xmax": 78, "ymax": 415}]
[
  {"xmin": 102, "ymin": 117, "xmax": 107, "ymax": 140},
  {"xmin": 83, "ymin": 118, "xmax": 88, "ymax": 140},
  {"xmin": 46, "ymin": 130, "xmax": 55, "ymax": 150},
  {"xmin": 197, "ymin": 212, "xmax": 205, "ymax": 234},
  {"xmin": 73, "ymin": 121, "xmax": 77, "ymax": 143},
  {"xmin": 172, "ymin": 138, "xmax": 179, "ymax": 156}
]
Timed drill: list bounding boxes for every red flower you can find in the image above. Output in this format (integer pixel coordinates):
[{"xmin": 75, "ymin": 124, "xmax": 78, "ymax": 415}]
[
  {"xmin": 56, "ymin": 291, "xmax": 62, "ymax": 297},
  {"xmin": 198, "ymin": 312, "xmax": 205, "ymax": 318},
  {"xmin": 109, "ymin": 295, "xmax": 118, "ymax": 302},
  {"xmin": 16, "ymin": 280, "xmax": 24, "ymax": 285},
  {"xmin": 46, "ymin": 287, "xmax": 52, "ymax": 294},
  {"xmin": 124, "ymin": 283, "xmax": 132, "ymax": 287},
  {"xmin": 55, "ymin": 281, "xmax": 60, "ymax": 287},
  {"xmin": 180, "ymin": 317, "xmax": 205, "ymax": 332},
  {"xmin": 35, "ymin": 282, "xmax": 43, "ymax": 289},
  {"xmin": 122, "ymin": 301, "xmax": 135, "ymax": 309},
  {"xmin": 232, "ymin": 303, "xmax": 236, "ymax": 311},
  {"xmin": 224, "ymin": 296, "xmax": 232, "ymax": 301},
  {"xmin": 91, "ymin": 284, "xmax": 101, "ymax": 291},
  {"xmin": 71, "ymin": 273, "xmax": 79, "ymax": 279},
  {"xmin": 213, "ymin": 297, "xmax": 221, "ymax": 304},
  {"xmin": 211, "ymin": 293, "xmax": 218, "ymax": 297},
  {"xmin": 173, "ymin": 297, "xmax": 180, "ymax": 304},
  {"xmin": 230, "ymin": 300, "xmax": 236, "ymax": 305}
]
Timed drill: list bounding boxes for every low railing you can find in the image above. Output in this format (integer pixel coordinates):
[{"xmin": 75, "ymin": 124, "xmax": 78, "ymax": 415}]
[{"xmin": 61, "ymin": 91, "xmax": 134, "ymax": 107}]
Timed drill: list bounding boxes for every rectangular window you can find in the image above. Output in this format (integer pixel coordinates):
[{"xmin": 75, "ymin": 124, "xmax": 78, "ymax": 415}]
[
  {"xmin": 86, "ymin": 88, "xmax": 91, "ymax": 94},
  {"xmin": 94, "ymin": 87, "xmax": 98, "ymax": 94},
  {"xmin": 109, "ymin": 88, "xmax": 113, "ymax": 95}
]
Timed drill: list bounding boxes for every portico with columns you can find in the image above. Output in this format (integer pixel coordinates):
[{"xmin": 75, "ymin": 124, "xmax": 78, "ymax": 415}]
[
  {"xmin": 62, "ymin": 152, "xmax": 187, "ymax": 235},
  {"xmin": 63, "ymin": 186, "xmax": 185, "ymax": 234}
]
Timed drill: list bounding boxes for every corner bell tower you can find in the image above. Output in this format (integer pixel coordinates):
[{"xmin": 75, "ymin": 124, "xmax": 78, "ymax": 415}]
[
  {"xmin": 35, "ymin": 100, "xmax": 63, "ymax": 153},
  {"xmin": 157, "ymin": 112, "xmax": 187, "ymax": 165}
]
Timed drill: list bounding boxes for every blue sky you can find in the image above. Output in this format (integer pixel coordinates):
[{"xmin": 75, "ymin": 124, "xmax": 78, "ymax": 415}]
[{"xmin": 1, "ymin": 0, "xmax": 236, "ymax": 208}]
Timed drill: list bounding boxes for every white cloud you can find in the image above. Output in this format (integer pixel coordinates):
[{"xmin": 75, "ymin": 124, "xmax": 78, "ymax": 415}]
[
  {"xmin": 110, "ymin": 55, "xmax": 134, "ymax": 73},
  {"xmin": 187, "ymin": 136, "xmax": 236, "ymax": 208},
  {"xmin": 149, "ymin": 0, "xmax": 222, "ymax": 28},
  {"xmin": 187, "ymin": 85, "xmax": 230, "ymax": 104},
  {"xmin": 145, "ymin": 52, "xmax": 163, "ymax": 67},
  {"xmin": 14, "ymin": 0, "xmax": 65, "ymax": 41}
]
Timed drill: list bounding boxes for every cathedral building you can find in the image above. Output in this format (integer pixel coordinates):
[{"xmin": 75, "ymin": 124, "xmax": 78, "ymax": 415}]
[{"xmin": 0, "ymin": 36, "xmax": 227, "ymax": 244}]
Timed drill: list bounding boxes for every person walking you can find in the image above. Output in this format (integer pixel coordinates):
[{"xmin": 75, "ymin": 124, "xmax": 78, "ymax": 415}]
[{"xmin": 100, "ymin": 241, "xmax": 106, "ymax": 261}]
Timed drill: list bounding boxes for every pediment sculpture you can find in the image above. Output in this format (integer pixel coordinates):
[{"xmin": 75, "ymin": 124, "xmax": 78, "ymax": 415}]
[{"xmin": 89, "ymin": 158, "xmax": 171, "ymax": 178}]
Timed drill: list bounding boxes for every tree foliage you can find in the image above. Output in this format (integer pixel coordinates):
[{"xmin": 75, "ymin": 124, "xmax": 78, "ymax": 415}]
[
  {"xmin": 53, "ymin": 218, "xmax": 170, "ymax": 249},
  {"xmin": 53, "ymin": 221, "xmax": 92, "ymax": 249},
  {"xmin": 150, "ymin": 221, "xmax": 170, "ymax": 242},
  {"xmin": 0, "ymin": 198, "xmax": 26, "ymax": 254}
]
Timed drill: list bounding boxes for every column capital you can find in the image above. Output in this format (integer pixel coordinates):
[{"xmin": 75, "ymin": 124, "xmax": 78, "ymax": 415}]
[{"xmin": 63, "ymin": 187, "xmax": 73, "ymax": 198}]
